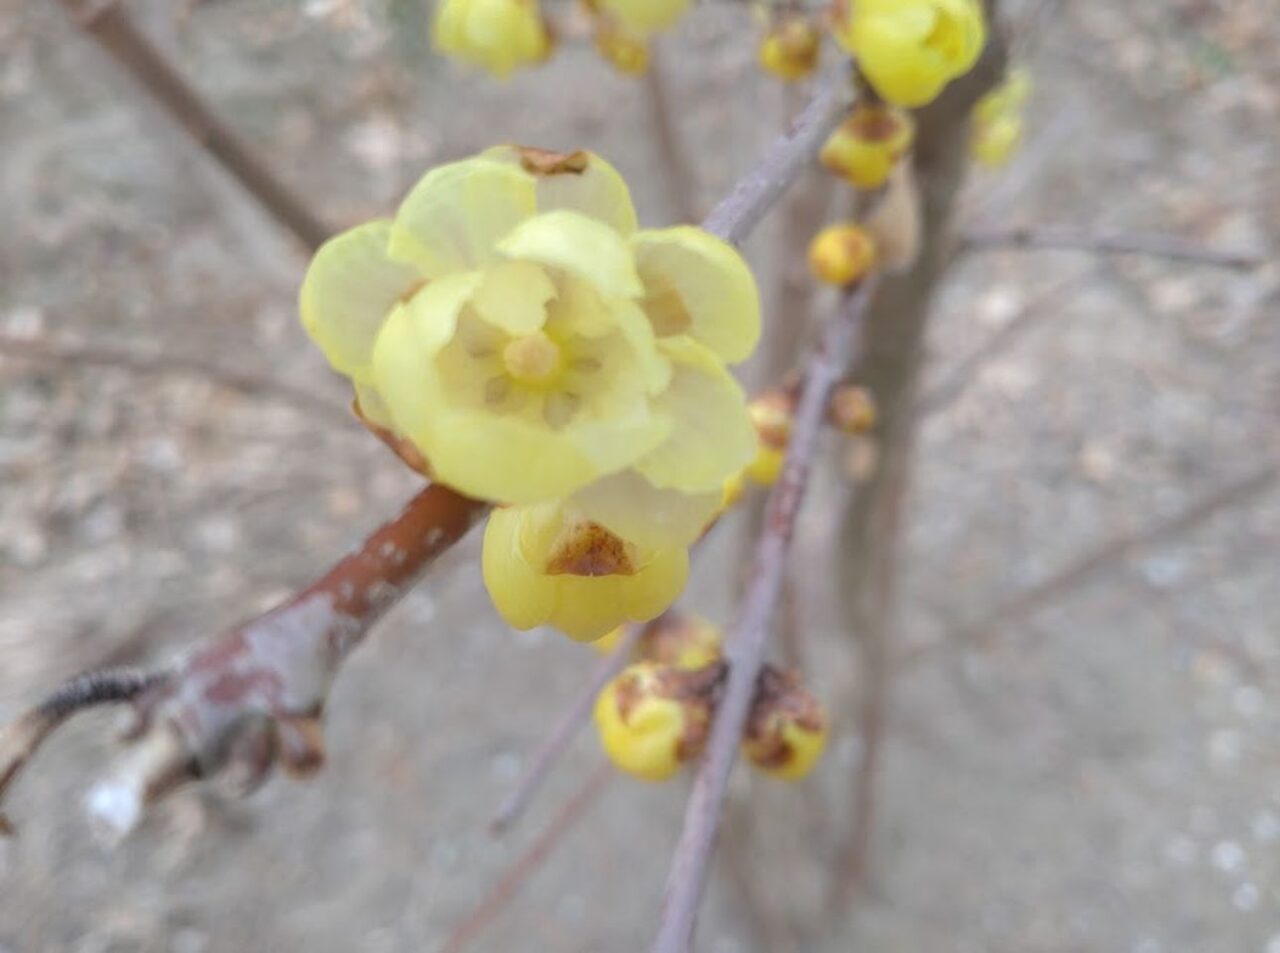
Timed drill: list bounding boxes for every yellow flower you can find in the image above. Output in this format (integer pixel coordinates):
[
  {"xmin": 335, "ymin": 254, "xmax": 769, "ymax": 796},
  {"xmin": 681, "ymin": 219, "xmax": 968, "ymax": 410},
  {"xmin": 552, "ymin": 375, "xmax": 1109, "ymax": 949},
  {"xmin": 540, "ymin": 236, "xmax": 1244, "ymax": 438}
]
[
  {"xmin": 834, "ymin": 0, "xmax": 986, "ymax": 107},
  {"xmin": 300, "ymin": 147, "xmax": 760, "ymax": 548},
  {"xmin": 970, "ymin": 68, "xmax": 1031, "ymax": 168},
  {"xmin": 743, "ymin": 393, "xmax": 793, "ymax": 486},
  {"xmin": 742, "ymin": 668, "xmax": 827, "ymax": 781},
  {"xmin": 482, "ymin": 501, "xmax": 688, "ymax": 641},
  {"xmin": 758, "ymin": 16, "xmax": 822, "ymax": 83},
  {"xmin": 594, "ymin": 661, "xmax": 713, "ymax": 781},
  {"xmin": 596, "ymin": 0, "xmax": 690, "ymax": 36},
  {"xmin": 819, "ymin": 104, "xmax": 915, "ymax": 190},
  {"xmin": 432, "ymin": 0, "xmax": 551, "ymax": 78},
  {"xmin": 808, "ymin": 222, "xmax": 877, "ymax": 286}
]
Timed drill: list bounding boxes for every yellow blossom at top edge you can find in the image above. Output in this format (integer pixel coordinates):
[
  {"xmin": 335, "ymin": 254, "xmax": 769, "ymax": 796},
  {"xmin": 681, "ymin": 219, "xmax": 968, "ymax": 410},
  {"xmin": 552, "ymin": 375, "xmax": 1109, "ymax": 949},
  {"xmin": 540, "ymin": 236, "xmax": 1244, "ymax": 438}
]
[
  {"xmin": 299, "ymin": 148, "xmax": 761, "ymax": 548},
  {"xmin": 834, "ymin": 0, "xmax": 986, "ymax": 108},
  {"xmin": 597, "ymin": 0, "xmax": 690, "ymax": 36},
  {"xmin": 432, "ymin": 0, "xmax": 550, "ymax": 79}
]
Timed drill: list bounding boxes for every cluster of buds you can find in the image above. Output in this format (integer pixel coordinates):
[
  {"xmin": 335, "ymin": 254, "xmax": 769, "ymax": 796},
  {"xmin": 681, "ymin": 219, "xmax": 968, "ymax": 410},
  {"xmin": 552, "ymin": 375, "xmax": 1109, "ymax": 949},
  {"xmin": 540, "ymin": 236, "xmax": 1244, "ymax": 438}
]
[
  {"xmin": 971, "ymin": 67, "xmax": 1032, "ymax": 168},
  {"xmin": 827, "ymin": 383, "xmax": 876, "ymax": 436},
  {"xmin": 757, "ymin": 11, "xmax": 822, "ymax": 83}
]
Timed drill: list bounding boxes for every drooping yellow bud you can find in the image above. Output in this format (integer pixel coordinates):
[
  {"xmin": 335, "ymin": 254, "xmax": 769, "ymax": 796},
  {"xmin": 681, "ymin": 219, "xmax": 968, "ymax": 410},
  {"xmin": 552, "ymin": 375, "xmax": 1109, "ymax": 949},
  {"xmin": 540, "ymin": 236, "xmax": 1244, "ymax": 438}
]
[
  {"xmin": 742, "ymin": 392, "xmax": 795, "ymax": 486},
  {"xmin": 819, "ymin": 104, "xmax": 915, "ymax": 190},
  {"xmin": 758, "ymin": 16, "xmax": 821, "ymax": 82},
  {"xmin": 832, "ymin": 0, "xmax": 986, "ymax": 107},
  {"xmin": 643, "ymin": 612, "xmax": 723, "ymax": 671},
  {"xmin": 808, "ymin": 223, "xmax": 877, "ymax": 287},
  {"xmin": 742, "ymin": 666, "xmax": 827, "ymax": 781},
  {"xmin": 970, "ymin": 68, "xmax": 1031, "ymax": 168},
  {"xmin": 593, "ymin": 661, "xmax": 718, "ymax": 781},
  {"xmin": 432, "ymin": 0, "xmax": 552, "ymax": 79},
  {"xmin": 594, "ymin": 23, "xmax": 650, "ymax": 74},
  {"xmin": 828, "ymin": 384, "xmax": 876, "ymax": 435}
]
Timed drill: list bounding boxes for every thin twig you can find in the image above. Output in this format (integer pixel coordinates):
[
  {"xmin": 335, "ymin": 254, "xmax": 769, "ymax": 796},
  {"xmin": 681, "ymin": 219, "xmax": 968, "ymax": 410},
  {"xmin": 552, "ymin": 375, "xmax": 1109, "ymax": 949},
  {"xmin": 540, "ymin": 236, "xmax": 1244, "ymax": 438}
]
[
  {"xmin": 60, "ymin": 0, "xmax": 331, "ymax": 251},
  {"xmin": 0, "ymin": 333, "xmax": 351, "ymax": 425},
  {"xmin": 652, "ymin": 277, "xmax": 879, "ymax": 953},
  {"xmin": 960, "ymin": 224, "xmax": 1264, "ymax": 270},
  {"xmin": 490, "ymin": 625, "xmax": 641, "ymax": 833},
  {"xmin": 441, "ymin": 763, "xmax": 612, "ymax": 953},
  {"xmin": 701, "ymin": 67, "xmax": 854, "ymax": 246},
  {"xmin": 645, "ymin": 44, "xmax": 699, "ymax": 223}
]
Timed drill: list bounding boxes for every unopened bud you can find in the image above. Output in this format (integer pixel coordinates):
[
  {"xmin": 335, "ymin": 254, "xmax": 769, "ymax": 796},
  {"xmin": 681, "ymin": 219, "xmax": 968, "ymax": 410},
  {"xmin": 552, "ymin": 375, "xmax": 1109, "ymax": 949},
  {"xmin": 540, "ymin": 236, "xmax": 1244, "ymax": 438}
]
[
  {"xmin": 745, "ymin": 392, "xmax": 796, "ymax": 486},
  {"xmin": 742, "ymin": 666, "xmax": 827, "ymax": 781},
  {"xmin": 758, "ymin": 16, "xmax": 821, "ymax": 82},
  {"xmin": 642, "ymin": 612, "xmax": 723, "ymax": 671},
  {"xmin": 808, "ymin": 223, "xmax": 877, "ymax": 287},
  {"xmin": 828, "ymin": 384, "xmax": 876, "ymax": 435},
  {"xmin": 819, "ymin": 104, "xmax": 915, "ymax": 190},
  {"xmin": 593, "ymin": 661, "xmax": 722, "ymax": 781},
  {"xmin": 594, "ymin": 25, "xmax": 648, "ymax": 74}
]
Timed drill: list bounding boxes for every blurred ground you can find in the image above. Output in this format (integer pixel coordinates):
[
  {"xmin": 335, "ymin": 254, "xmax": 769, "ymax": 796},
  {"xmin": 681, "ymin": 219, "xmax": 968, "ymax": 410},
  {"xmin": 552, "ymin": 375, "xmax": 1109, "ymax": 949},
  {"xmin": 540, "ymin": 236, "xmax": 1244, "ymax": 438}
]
[{"xmin": 1, "ymin": 1, "xmax": 1278, "ymax": 951}]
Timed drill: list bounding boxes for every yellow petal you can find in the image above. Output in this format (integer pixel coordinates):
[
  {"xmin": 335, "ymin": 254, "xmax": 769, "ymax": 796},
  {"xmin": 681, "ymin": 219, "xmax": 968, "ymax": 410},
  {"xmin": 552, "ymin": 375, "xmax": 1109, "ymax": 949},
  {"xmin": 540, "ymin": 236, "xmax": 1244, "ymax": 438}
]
[
  {"xmin": 389, "ymin": 157, "xmax": 538, "ymax": 278},
  {"xmin": 497, "ymin": 210, "xmax": 643, "ymax": 299},
  {"xmin": 631, "ymin": 227, "xmax": 761, "ymax": 364},
  {"xmin": 299, "ymin": 220, "xmax": 422, "ymax": 382},
  {"xmin": 594, "ymin": 675, "xmax": 685, "ymax": 781},
  {"xmin": 572, "ymin": 469, "xmax": 720, "ymax": 549},
  {"xmin": 432, "ymin": 0, "xmax": 549, "ymax": 78},
  {"xmin": 483, "ymin": 505, "xmax": 558, "ymax": 629},
  {"xmin": 598, "ymin": 0, "xmax": 690, "ymax": 34},
  {"xmin": 635, "ymin": 337, "xmax": 756, "ymax": 494},
  {"xmin": 550, "ymin": 545, "xmax": 689, "ymax": 641},
  {"xmin": 471, "ymin": 260, "xmax": 557, "ymax": 335},
  {"xmin": 482, "ymin": 146, "xmax": 638, "ymax": 235}
]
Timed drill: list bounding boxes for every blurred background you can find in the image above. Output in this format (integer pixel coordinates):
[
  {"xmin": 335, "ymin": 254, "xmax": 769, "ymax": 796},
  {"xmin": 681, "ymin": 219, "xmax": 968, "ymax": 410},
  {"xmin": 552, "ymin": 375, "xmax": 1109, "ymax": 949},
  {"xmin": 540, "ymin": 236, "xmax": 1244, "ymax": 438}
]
[{"xmin": 1, "ymin": 1, "xmax": 1277, "ymax": 950}]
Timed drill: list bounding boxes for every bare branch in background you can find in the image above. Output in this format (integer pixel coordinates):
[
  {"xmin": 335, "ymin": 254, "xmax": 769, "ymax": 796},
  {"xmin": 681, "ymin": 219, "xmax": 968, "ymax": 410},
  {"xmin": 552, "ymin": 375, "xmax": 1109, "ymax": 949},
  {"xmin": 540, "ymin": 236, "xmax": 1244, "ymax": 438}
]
[
  {"xmin": 961, "ymin": 224, "xmax": 1264, "ymax": 270},
  {"xmin": 0, "ymin": 333, "xmax": 351, "ymax": 426},
  {"xmin": 652, "ymin": 277, "xmax": 879, "ymax": 953},
  {"xmin": 59, "ymin": 0, "xmax": 332, "ymax": 251}
]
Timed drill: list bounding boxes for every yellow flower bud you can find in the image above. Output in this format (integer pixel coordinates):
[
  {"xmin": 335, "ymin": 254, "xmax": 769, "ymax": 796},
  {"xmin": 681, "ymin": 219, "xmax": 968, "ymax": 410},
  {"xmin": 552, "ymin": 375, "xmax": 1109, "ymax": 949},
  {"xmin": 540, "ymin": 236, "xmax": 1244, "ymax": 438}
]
[
  {"xmin": 642, "ymin": 612, "xmax": 723, "ymax": 670},
  {"xmin": 432, "ymin": 0, "xmax": 552, "ymax": 78},
  {"xmin": 808, "ymin": 223, "xmax": 877, "ymax": 287},
  {"xmin": 832, "ymin": 0, "xmax": 986, "ymax": 108},
  {"xmin": 594, "ymin": 24, "xmax": 649, "ymax": 74},
  {"xmin": 743, "ymin": 392, "xmax": 795, "ymax": 486},
  {"xmin": 594, "ymin": 661, "xmax": 718, "ymax": 781},
  {"xmin": 742, "ymin": 666, "xmax": 827, "ymax": 781},
  {"xmin": 758, "ymin": 16, "xmax": 822, "ymax": 82},
  {"xmin": 970, "ymin": 69, "xmax": 1031, "ymax": 168},
  {"xmin": 819, "ymin": 104, "xmax": 915, "ymax": 190},
  {"xmin": 828, "ymin": 384, "xmax": 876, "ymax": 435},
  {"xmin": 482, "ymin": 502, "xmax": 689, "ymax": 642}
]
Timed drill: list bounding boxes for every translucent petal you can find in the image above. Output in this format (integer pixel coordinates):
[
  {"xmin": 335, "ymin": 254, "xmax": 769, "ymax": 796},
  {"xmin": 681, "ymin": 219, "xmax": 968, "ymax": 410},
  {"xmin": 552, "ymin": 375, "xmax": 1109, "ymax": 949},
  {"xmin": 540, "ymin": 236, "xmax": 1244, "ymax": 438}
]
[
  {"xmin": 482, "ymin": 146, "xmax": 638, "ymax": 235},
  {"xmin": 635, "ymin": 337, "xmax": 756, "ymax": 494},
  {"xmin": 632, "ymin": 227, "xmax": 761, "ymax": 363},
  {"xmin": 388, "ymin": 158, "xmax": 538, "ymax": 278},
  {"xmin": 471, "ymin": 260, "xmax": 556, "ymax": 334},
  {"xmin": 572, "ymin": 469, "xmax": 721, "ymax": 549},
  {"xmin": 497, "ymin": 210, "xmax": 643, "ymax": 299},
  {"xmin": 299, "ymin": 220, "xmax": 421, "ymax": 382}
]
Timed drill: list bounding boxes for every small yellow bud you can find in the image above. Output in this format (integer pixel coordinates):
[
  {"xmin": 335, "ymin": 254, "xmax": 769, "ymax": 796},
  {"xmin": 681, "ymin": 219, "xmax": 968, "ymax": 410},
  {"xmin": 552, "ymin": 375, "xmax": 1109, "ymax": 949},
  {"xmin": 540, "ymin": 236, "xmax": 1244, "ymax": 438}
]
[
  {"xmin": 807, "ymin": 223, "xmax": 877, "ymax": 287},
  {"xmin": 594, "ymin": 662, "xmax": 720, "ymax": 781},
  {"xmin": 970, "ymin": 69, "xmax": 1030, "ymax": 168},
  {"xmin": 594, "ymin": 24, "xmax": 649, "ymax": 74},
  {"xmin": 758, "ymin": 16, "xmax": 821, "ymax": 82},
  {"xmin": 432, "ymin": 0, "xmax": 552, "ymax": 78},
  {"xmin": 743, "ymin": 392, "xmax": 795, "ymax": 486},
  {"xmin": 819, "ymin": 104, "xmax": 915, "ymax": 190},
  {"xmin": 828, "ymin": 384, "xmax": 876, "ymax": 435},
  {"xmin": 643, "ymin": 612, "xmax": 723, "ymax": 671},
  {"xmin": 742, "ymin": 666, "xmax": 827, "ymax": 781}
]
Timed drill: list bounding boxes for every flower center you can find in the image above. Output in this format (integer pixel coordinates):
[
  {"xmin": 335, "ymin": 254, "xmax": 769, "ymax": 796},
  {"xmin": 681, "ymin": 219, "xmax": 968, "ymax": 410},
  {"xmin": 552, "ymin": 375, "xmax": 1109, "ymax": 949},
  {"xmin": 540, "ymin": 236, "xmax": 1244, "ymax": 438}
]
[{"xmin": 502, "ymin": 331, "xmax": 563, "ymax": 385}]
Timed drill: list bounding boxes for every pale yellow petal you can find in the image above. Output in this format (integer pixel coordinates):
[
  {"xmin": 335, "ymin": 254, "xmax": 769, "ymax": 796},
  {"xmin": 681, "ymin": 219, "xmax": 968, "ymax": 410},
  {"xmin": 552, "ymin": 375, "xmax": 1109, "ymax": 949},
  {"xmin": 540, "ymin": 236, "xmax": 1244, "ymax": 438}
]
[
  {"xmin": 299, "ymin": 220, "xmax": 421, "ymax": 382},
  {"xmin": 550, "ymin": 545, "xmax": 689, "ymax": 641},
  {"xmin": 632, "ymin": 227, "xmax": 761, "ymax": 363},
  {"xmin": 636, "ymin": 337, "xmax": 756, "ymax": 493},
  {"xmin": 482, "ymin": 146, "xmax": 638, "ymax": 235},
  {"xmin": 471, "ymin": 260, "xmax": 556, "ymax": 334},
  {"xmin": 599, "ymin": 0, "xmax": 690, "ymax": 34},
  {"xmin": 483, "ymin": 506, "xmax": 557, "ymax": 630},
  {"xmin": 497, "ymin": 210, "xmax": 643, "ymax": 299},
  {"xmin": 572, "ymin": 469, "xmax": 720, "ymax": 549},
  {"xmin": 389, "ymin": 157, "xmax": 538, "ymax": 278}
]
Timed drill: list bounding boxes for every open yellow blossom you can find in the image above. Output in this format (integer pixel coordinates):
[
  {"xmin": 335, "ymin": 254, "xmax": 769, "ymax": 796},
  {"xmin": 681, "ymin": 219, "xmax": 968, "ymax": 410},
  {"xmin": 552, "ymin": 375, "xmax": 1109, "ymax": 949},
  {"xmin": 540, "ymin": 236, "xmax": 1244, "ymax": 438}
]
[
  {"xmin": 833, "ymin": 0, "xmax": 986, "ymax": 107},
  {"xmin": 820, "ymin": 104, "xmax": 915, "ymax": 190},
  {"xmin": 432, "ymin": 0, "xmax": 551, "ymax": 78},
  {"xmin": 971, "ymin": 68, "xmax": 1031, "ymax": 167},
  {"xmin": 482, "ymin": 501, "xmax": 688, "ymax": 641},
  {"xmin": 300, "ymin": 147, "xmax": 760, "ymax": 549},
  {"xmin": 594, "ymin": 662, "xmax": 713, "ymax": 781}
]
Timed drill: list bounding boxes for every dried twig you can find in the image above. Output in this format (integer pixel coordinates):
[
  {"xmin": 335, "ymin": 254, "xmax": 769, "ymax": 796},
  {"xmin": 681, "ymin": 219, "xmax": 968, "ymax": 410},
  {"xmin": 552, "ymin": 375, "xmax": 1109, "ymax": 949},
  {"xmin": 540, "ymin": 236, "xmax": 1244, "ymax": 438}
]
[
  {"xmin": 961, "ymin": 224, "xmax": 1264, "ymax": 270},
  {"xmin": 652, "ymin": 277, "xmax": 879, "ymax": 953},
  {"xmin": 59, "ymin": 0, "xmax": 332, "ymax": 251},
  {"xmin": 0, "ymin": 333, "xmax": 351, "ymax": 425},
  {"xmin": 0, "ymin": 65, "xmax": 856, "ymax": 837},
  {"xmin": 442, "ymin": 763, "xmax": 612, "ymax": 953},
  {"xmin": 489, "ymin": 625, "xmax": 641, "ymax": 833}
]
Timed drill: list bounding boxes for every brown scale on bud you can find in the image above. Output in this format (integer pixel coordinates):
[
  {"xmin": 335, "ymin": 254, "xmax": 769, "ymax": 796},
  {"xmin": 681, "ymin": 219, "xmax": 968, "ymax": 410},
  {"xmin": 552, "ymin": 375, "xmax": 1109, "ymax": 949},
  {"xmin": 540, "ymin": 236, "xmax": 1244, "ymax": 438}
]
[
  {"xmin": 640, "ymin": 611, "xmax": 724, "ymax": 671},
  {"xmin": 828, "ymin": 384, "xmax": 877, "ymax": 435},
  {"xmin": 742, "ymin": 665, "xmax": 827, "ymax": 781}
]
